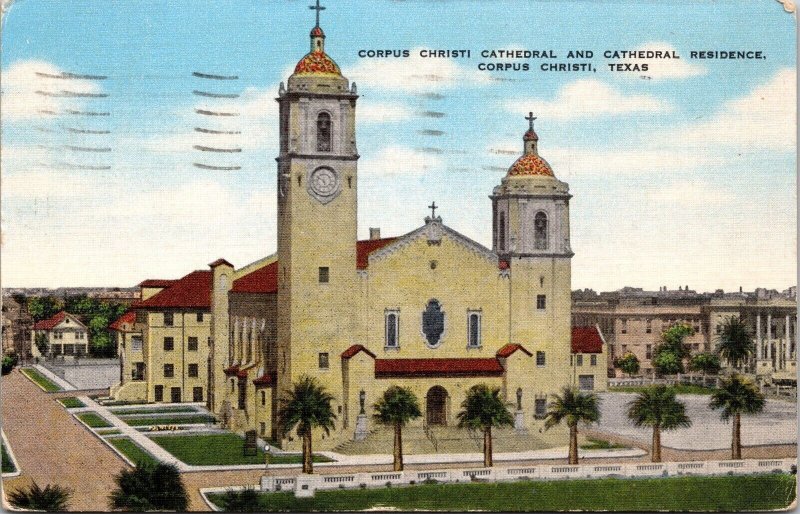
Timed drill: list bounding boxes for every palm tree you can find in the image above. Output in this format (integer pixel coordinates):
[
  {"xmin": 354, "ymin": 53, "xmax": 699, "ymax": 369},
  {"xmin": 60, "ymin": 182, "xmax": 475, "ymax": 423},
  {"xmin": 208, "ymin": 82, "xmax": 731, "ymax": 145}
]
[
  {"xmin": 108, "ymin": 461, "xmax": 188, "ymax": 511},
  {"xmin": 7, "ymin": 482, "xmax": 72, "ymax": 511},
  {"xmin": 716, "ymin": 316, "xmax": 755, "ymax": 371},
  {"xmin": 544, "ymin": 387, "xmax": 601, "ymax": 464},
  {"xmin": 278, "ymin": 375, "xmax": 337, "ymax": 474},
  {"xmin": 373, "ymin": 386, "xmax": 422, "ymax": 471},
  {"xmin": 456, "ymin": 384, "xmax": 514, "ymax": 467},
  {"xmin": 709, "ymin": 374, "xmax": 765, "ymax": 459},
  {"xmin": 627, "ymin": 385, "xmax": 691, "ymax": 462},
  {"xmin": 219, "ymin": 487, "xmax": 261, "ymax": 512}
]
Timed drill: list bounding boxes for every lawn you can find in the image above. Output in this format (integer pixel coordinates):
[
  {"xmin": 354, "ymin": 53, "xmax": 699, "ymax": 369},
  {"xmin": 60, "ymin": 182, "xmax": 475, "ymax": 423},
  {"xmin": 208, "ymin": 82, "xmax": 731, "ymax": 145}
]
[
  {"xmin": 76, "ymin": 412, "xmax": 113, "ymax": 428},
  {"xmin": 20, "ymin": 368, "xmax": 62, "ymax": 392},
  {"xmin": 122, "ymin": 414, "xmax": 216, "ymax": 426},
  {"xmin": 111, "ymin": 406, "xmax": 197, "ymax": 416},
  {"xmin": 149, "ymin": 433, "xmax": 333, "ymax": 466},
  {"xmin": 609, "ymin": 384, "xmax": 715, "ymax": 395},
  {"xmin": 108, "ymin": 437, "xmax": 159, "ymax": 467},
  {"xmin": 207, "ymin": 474, "xmax": 796, "ymax": 512},
  {"xmin": 580, "ymin": 438, "xmax": 627, "ymax": 450},
  {"xmin": 96, "ymin": 429, "xmax": 122, "ymax": 436},
  {"xmin": 58, "ymin": 397, "xmax": 85, "ymax": 408},
  {"xmin": 1, "ymin": 442, "xmax": 16, "ymax": 473}
]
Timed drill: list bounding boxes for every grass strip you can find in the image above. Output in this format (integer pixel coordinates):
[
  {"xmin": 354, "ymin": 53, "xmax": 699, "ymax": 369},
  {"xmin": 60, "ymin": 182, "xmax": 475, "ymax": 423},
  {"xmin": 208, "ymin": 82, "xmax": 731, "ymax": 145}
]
[
  {"xmin": 609, "ymin": 384, "xmax": 715, "ymax": 395},
  {"xmin": 58, "ymin": 397, "xmax": 85, "ymax": 408},
  {"xmin": 207, "ymin": 474, "xmax": 796, "ymax": 512},
  {"xmin": 20, "ymin": 368, "xmax": 62, "ymax": 392},
  {"xmin": 150, "ymin": 433, "xmax": 332, "ymax": 466},
  {"xmin": 111, "ymin": 406, "xmax": 197, "ymax": 416},
  {"xmin": 108, "ymin": 437, "xmax": 159, "ymax": 467},
  {"xmin": 1, "ymin": 442, "xmax": 16, "ymax": 473},
  {"xmin": 76, "ymin": 412, "xmax": 113, "ymax": 428},
  {"xmin": 580, "ymin": 438, "xmax": 628, "ymax": 450},
  {"xmin": 96, "ymin": 429, "xmax": 122, "ymax": 436},
  {"xmin": 123, "ymin": 414, "xmax": 216, "ymax": 426}
]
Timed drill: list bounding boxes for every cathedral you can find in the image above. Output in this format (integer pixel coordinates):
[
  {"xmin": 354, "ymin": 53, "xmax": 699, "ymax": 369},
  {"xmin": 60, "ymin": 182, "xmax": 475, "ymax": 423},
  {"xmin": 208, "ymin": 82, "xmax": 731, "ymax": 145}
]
[{"xmin": 113, "ymin": 5, "xmax": 605, "ymax": 450}]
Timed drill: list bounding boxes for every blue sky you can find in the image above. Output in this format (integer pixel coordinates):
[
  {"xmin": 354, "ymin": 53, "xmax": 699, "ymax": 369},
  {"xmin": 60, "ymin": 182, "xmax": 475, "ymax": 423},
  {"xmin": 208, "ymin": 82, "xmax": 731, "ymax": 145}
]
[{"xmin": 1, "ymin": 0, "xmax": 796, "ymax": 291}]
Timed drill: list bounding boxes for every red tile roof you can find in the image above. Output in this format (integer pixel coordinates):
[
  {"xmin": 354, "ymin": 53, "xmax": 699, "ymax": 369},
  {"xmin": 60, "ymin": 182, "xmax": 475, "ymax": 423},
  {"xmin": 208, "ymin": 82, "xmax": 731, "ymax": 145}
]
[
  {"xmin": 253, "ymin": 373, "xmax": 275, "ymax": 387},
  {"xmin": 209, "ymin": 258, "xmax": 233, "ymax": 268},
  {"xmin": 133, "ymin": 270, "xmax": 212, "ymax": 309},
  {"xmin": 374, "ymin": 358, "xmax": 504, "ymax": 378},
  {"xmin": 33, "ymin": 311, "xmax": 68, "ymax": 330},
  {"xmin": 356, "ymin": 237, "xmax": 398, "ymax": 269},
  {"xmin": 109, "ymin": 311, "xmax": 136, "ymax": 332},
  {"xmin": 572, "ymin": 326, "xmax": 604, "ymax": 354},
  {"xmin": 223, "ymin": 365, "xmax": 249, "ymax": 378},
  {"xmin": 341, "ymin": 344, "xmax": 376, "ymax": 360},
  {"xmin": 138, "ymin": 279, "xmax": 176, "ymax": 288},
  {"xmin": 499, "ymin": 260, "xmax": 510, "ymax": 270},
  {"xmin": 496, "ymin": 343, "xmax": 532, "ymax": 358},
  {"xmin": 232, "ymin": 261, "xmax": 278, "ymax": 294},
  {"xmin": 230, "ymin": 238, "xmax": 398, "ymax": 295}
]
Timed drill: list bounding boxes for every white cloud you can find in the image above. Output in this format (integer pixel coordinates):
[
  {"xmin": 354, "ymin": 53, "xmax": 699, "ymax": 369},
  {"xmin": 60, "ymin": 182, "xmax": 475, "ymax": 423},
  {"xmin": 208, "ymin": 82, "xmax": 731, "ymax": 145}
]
[
  {"xmin": 1, "ymin": 60, "xmax": 104, "ymax": 121},
  {"xmin": 665, "ymin": 68, "xmax": 796, "ymax": 151},
  {"xmin": 345, "ymin": 47, "xmax": 492, "ymax": 92},
  {"xmin": 642, "ymin": 179, "xmax": 733, "ymax": 207},
  {"xmin": 360, "ymin": 145, "xmax": 442, "ymax": 176},
  {"xmin": 358, "ymin": 101, "xmax": 414, "ymax": 123},
  {"xmin": 505, "ymin": 79, "xmax": 672, "ymax": 120},
  {"xmin": 618, "ymin": 42, "xmax": 706, "ymax": 80}
]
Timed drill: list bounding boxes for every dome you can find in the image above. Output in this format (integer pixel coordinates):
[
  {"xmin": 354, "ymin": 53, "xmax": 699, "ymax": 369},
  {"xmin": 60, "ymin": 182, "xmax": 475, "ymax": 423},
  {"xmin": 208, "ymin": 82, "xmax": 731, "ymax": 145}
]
[
  {"xmin": 507, "ymin": 153, "xmax": 554, "ymax": 177},
  {"xmin": 310, "ymin": 26, "xmax": 325, "ymax": 37},
  {"xmin": 293, "ymin": 50, "xmax": 342, "ymax": 76},
  {"xmin": 523, "ymin": 129, "xmax": 538, "ymax": 141}
]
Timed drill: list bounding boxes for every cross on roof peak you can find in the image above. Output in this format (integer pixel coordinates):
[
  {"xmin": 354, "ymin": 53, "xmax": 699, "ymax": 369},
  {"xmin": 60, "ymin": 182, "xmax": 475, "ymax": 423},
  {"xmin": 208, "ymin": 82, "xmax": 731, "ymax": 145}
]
[
  {"xmin": 309, "ymin": 0, "xmax": 326, "ymax": 27},
  {"xmin": 525, "ymin": 112, "xmax": 537, "ymax": 131},
  {"xmin": 428, "ymin": 201, "xmax": 438, "ymax": 218}
]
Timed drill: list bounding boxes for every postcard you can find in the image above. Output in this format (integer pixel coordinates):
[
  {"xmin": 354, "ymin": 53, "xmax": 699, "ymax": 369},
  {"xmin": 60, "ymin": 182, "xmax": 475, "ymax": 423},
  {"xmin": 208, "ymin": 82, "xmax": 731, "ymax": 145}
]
[{"xmin": 0, "ymin": 0, "xmax": 796, "ymax": 511}]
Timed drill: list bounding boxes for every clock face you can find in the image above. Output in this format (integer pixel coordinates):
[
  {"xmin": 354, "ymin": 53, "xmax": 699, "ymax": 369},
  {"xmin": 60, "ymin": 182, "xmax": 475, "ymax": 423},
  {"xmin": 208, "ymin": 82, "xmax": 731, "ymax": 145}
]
[{"xmin": 308, "ymin": 166, "xmax": 340, "ymax": 203}]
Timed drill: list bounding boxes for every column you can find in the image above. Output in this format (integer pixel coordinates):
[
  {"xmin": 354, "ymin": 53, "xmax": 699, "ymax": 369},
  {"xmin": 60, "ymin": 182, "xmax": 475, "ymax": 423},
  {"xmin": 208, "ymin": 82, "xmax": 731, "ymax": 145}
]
[
  {"xmin": 787, "ymin": 315, "xmax": 792, "ymax": 363},
  {"xmin": 756, "ymin": 313, "xmax": 762, "ymax": 360},
  {"xmin": 766, "ymin": 313, "xmax": 772, "ymax": 362}
]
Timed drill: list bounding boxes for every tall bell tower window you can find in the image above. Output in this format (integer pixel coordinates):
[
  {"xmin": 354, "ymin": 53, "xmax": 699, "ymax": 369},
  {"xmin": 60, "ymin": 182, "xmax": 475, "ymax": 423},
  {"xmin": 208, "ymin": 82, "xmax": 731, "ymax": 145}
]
[
  {"xmin": 498, "ymin": 212, "xmax": 506, "ymax": 251},
  {"xmin": 316, "ymin": 112, "xmax": 331, "ymax": 152},
  {"xmin": 534, "ymin": 211, "xmax": 548, "ymax": 250}
]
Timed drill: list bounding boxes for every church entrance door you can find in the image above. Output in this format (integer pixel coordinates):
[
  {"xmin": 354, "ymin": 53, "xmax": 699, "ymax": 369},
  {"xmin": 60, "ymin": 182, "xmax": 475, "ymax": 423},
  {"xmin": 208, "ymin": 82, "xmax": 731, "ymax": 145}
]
[{"xmin": 426, "ymin": 386, "xmax": 448, "ymax": 426}]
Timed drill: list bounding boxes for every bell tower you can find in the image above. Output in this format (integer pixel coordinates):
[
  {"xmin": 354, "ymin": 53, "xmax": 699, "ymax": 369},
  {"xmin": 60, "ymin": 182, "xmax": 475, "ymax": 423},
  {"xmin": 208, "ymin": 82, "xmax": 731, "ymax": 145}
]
[
  {"xmin": 490, "ymin": 114, "xmax": 573, "ymax": 385},
  {"xmin": 275, "ymin": 0, "xmax": 359, "ymax": 430}
]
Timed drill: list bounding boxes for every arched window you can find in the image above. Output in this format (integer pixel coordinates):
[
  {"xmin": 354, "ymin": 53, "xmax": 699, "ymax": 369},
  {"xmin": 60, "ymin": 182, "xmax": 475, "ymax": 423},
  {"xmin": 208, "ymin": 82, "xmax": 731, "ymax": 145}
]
[
  {"xmin": 534, "ymin": 211, "xmax": 548, "ymax": 250},
  {"xmin": 498, "ymin": 212, "xmax": 506, "ymax": 251},
  {"xmin": 422, "ymin": 299, "xmax": 445, "ymax": 347},
  {"xmin": 385, "ymin": 311, "xmax": 399, "ymax": 348},
  {"xmin": 316, "ymin": 112, "xmax": 331, "ymax": 152}
]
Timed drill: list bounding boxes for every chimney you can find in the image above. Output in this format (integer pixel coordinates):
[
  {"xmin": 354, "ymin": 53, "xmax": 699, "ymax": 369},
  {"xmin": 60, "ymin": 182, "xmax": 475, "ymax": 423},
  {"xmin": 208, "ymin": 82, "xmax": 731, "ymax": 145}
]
[
  {"xmin": 740, "ymin": 286, "xmax": 743, "ymax": 293},
  {"xmin": 369, "ymin": 227, "xmax": 381, "ymax": 240}
]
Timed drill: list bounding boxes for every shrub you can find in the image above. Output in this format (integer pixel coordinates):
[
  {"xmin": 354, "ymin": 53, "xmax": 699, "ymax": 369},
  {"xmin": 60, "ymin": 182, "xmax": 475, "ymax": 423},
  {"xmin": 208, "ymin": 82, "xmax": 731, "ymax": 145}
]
[
  {"xmin": 220, "ymin": 487, "xmax": 261, "ymax": 512},
  {"xmin": 108, "ymin": 461, "xmax": 188, "ymax": 511},
  {"xmin": 7, "ymin": 482, "xmax": 72, "ymax": 511},
  {"xmin": 614, "ymin": 353, "xmax": 640, "ymax": 377},
  {"xmin": 2, "ymin": 354, "xmax": 18, "ymax": 375}
]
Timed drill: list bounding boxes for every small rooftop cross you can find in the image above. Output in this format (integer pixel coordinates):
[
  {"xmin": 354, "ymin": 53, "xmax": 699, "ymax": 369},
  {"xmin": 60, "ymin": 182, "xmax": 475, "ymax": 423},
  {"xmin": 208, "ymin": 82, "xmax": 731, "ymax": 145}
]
[
  {"xmin": 428, "ymin": 201, "xmax": 438, "ymax": 218},
  {"xmin": 525, "ymin": 112, "xmax": 537, "ymax": 131},
  {"xmin": 309, "ymin": 0, "xmax": 326, "ymax": 27}
]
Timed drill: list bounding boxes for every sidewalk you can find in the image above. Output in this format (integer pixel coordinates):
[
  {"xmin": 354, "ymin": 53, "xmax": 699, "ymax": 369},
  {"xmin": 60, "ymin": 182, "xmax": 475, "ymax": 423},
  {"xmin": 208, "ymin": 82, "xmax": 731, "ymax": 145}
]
[{"xmin": 33, "ymin": 364, "xmax": 76, "ymax": 391}]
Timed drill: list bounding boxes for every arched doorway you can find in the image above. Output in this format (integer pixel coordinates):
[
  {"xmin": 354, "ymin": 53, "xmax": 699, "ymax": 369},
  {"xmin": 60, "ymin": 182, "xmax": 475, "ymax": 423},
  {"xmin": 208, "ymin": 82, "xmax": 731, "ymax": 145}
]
[{"xmin": 426, "ymin": 386, "xmax": 448, "ymax": 426}]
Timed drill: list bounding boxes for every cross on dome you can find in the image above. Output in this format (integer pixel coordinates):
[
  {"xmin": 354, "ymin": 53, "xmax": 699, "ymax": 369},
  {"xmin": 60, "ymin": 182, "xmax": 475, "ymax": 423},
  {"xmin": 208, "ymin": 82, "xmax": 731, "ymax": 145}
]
[
  {"xmin": 525, "ymin": 112, "xmax": 537, "ymax": 131},
  {"xmin": 309, "ymin": 0, "xmax": 326, "ymax": 27}
]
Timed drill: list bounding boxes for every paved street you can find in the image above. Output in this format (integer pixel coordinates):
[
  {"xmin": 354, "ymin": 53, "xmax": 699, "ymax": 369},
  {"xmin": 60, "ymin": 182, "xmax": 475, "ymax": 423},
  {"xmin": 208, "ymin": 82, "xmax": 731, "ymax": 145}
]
[{"xmin": 594, "ymin": 392, "xmax": 797, "ymax": 450}]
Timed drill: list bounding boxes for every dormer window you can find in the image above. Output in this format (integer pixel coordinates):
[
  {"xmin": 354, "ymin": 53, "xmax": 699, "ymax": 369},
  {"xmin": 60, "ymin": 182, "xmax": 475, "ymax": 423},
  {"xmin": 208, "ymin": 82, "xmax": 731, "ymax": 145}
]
[{"xmin": 316, "ymin": 112, "xmax": 331, "ymax": 152}]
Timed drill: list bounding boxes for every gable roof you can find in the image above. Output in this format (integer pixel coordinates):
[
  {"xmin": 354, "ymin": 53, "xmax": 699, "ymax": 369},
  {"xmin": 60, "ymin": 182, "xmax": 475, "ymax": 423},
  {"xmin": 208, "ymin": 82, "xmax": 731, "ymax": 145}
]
[
  {"xmin": 133, "ymin": 270, "xmax": 212, "ymax": 309},
  {"xmin": 109, "ymin": 311, "xmax": 136, "ymax": 332},
  {"xmin": 496, "ymin": 343, "xmax": 532, "ymax": 358},
  {"xmin": 33, "ymin": 311, "xmax": 68, "ymax": 330},
  {"xmin": 374, "ymin": 358, "xmax": 504, "ymax": 378},
  {"xmin": 341, "ymin": 344, "xmax": 376, "ymax": 360},
  {"xmin": 138, "ymin": 279, "xmax": 175, "ymax": 288},
  {"xmin": 572, "ymin": 326, "xmax": 605, "ymax": 354},
  {"xmin": 356, "ymin": 237, "xmax": 398, "ymax": 269}
]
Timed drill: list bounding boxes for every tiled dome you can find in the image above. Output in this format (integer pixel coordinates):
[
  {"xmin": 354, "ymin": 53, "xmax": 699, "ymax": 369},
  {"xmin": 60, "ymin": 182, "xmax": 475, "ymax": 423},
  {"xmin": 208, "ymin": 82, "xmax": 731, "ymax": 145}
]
[
  {"xmin": 507, "ymin": 153, "xmax": 554, "ymax": 177},
  {"xmin": 523, "ymin": 129, "xmax": 538, "ymax": 142},
  {"xmin": 294, "ymin": 51, "xmax": 342, "ymax": 76}
]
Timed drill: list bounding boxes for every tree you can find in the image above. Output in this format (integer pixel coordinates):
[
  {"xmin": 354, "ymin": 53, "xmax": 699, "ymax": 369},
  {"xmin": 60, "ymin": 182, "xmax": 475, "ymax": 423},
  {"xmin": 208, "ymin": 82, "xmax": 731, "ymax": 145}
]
[
  {"xmin": 35, "ymin": 332, "xmax": 49, "ymax": 357},
  {"xmin": 716, "ymin": 316, "xmax": 755, "ymax": 371},
  {"xmin": 108, "ymin": 461, "xmax": 188, "ymax": 511},
  {"xmin": 543, "ymin": 387, "xmax": 600, "ymax": 464},
  {"xmin": 627, "ymin": 385, "xmax": 691, "ymax": 462},
  {"xmin": 27, "ymin": 296, "xmax": 60, "ymax": 322},
  {"xmin": 7, "ymin": 482, "xmax": 72, "ymax": 511},
  {"xmin": 219, "ymin": 487, "xmax": 261, "ymax": 512},
  {"xmin": 614, "ymin": 352, "xmax": 640, "ymax": 377},
  {"xmin": 456, "ymin": 384, "xmax": 514, "ymax": 467},
  {"xmin": 709, "ymin": 374, "xmax": 765, "ymax": 460},
  {"xmin": 2, "ymin": 354, "xmax": 18, "ymax": 375},
  {"xmin": 689, "ymin": 352, "xmax": 721, "ymax": 376},
  {"xmin": 373, "ymin": 386, "xmax": 422, "ymax": 471},
  {"xmin": 278, "ymin": 375, "xmax": 337, "ymax": 474},
  {"xmin": 653, "ymin": 351, "xmax": 683, "ymax": 376},
  {"xmin": 659, "ymin": 323, "xmax": 695, "ymax": 359}
]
